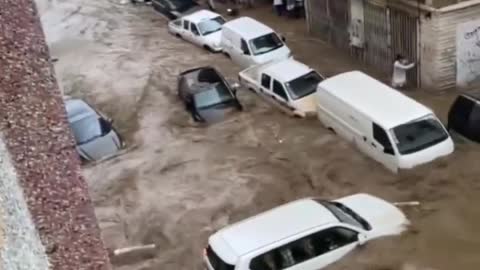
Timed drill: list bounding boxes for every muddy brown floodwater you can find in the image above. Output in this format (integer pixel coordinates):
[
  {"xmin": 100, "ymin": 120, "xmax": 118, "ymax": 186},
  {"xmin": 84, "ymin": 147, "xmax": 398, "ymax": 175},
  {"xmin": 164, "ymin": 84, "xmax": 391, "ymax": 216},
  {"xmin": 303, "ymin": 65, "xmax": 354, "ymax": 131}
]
[{"xmin": 37, "ymin": 0, "xmax": 480, "ymax": 269}]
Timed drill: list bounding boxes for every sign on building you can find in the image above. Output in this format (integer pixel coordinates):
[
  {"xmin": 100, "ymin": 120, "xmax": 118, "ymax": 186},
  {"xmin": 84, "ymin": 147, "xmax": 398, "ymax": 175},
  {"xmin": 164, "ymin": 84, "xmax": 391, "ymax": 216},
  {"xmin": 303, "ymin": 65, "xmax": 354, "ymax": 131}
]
[{"xmin": 457, "ymin": 20, "xmax": 480, "ymax": 88}]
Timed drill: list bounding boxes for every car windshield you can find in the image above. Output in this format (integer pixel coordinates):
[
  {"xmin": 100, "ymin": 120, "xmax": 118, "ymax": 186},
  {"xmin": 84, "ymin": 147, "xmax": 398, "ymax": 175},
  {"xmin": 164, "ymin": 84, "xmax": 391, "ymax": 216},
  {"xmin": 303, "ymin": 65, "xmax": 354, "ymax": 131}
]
[
  {"xmin": 285, "ymin": 71, "xmax": 323, "ymax": 100},
  {"xmin": 198, "ymin": 16, "xmax": 225, "ymax": 35},
  {"xmin": 316, "ymin": 200, "xmax": 371, "ymax": 231},
  {"xmin": 390, "ymin": 115, "xmax": 449, "ymax": 155},
  {"xmin": 249, "ymin": 33, "xmax": 284, "ymax": 56},
  {"xmin": 193, "ymin": 83, "xmax": 234, "ymax": 110},
  {"xmin": 70, "ymin": 115, "xmax": 102, "ymax": 144}
]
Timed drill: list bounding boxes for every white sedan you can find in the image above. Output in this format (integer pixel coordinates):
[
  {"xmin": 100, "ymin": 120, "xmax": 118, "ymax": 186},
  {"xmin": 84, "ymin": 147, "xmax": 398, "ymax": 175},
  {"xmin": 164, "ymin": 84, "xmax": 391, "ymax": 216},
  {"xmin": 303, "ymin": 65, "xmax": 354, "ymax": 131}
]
[{"xmin": 168, "ymin": 10, "xmax": 225, "ymax": 53}]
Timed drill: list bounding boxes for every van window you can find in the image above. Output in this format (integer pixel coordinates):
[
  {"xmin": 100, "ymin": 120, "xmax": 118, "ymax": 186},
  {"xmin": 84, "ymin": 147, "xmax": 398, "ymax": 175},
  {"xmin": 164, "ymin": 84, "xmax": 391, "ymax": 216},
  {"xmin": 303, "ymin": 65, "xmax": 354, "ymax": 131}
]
[
  {"xmin": 391, "ymin": 116, "xmax": 449, "ymax": 155},
  {"xmin": 183, "ymin": 20, "xmax": 189, "ymax": 30},
  {"xmin": 373, "ymin": 123, "xmax": 394, "ymax": 155},
  {"xmin": 241, "ymin": 39, "xmax": 250, "ymax": 55},
  {"xmin": 249, "ymin": 33, "xmax": 284, "ymax": 56},
  {"xmin": 249, "ymin": 227, "xmax": 358, "ymax": 270},
  {"xmin": 273, "ymin": 80, "xmax": 288, "ymax": 101},
  {"xmin": 206, "ymin": 245, "xmax": 235, "ymax": 270},
  {"xmin": 261, "ymin": 74, "xmax": 272, "ymax": 89}
]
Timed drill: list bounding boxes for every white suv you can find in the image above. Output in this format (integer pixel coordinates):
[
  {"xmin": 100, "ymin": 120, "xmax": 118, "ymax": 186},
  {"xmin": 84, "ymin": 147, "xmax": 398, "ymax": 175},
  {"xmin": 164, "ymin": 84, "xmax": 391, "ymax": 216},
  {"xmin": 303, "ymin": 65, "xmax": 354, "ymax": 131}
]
[{"xmin": 203, "ymin": 193, "xmax": 409, "ymax": 270}]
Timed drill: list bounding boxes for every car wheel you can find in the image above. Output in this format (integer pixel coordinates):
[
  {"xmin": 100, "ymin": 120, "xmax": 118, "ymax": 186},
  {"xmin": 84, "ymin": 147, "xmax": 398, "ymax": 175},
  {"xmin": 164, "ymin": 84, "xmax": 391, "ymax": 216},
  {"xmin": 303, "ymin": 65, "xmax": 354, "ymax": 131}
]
[{"xmin": 204, "ymin": 45, "xmax": 213, "ymax": 53}]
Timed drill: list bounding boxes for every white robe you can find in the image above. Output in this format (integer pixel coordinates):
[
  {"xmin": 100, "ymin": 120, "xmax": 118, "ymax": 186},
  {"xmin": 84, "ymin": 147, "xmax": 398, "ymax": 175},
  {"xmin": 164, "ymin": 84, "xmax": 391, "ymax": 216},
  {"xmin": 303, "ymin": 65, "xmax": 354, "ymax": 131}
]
[{"xmin": 392, "ymin": 61, "xmax": 415, "ymax": 87}]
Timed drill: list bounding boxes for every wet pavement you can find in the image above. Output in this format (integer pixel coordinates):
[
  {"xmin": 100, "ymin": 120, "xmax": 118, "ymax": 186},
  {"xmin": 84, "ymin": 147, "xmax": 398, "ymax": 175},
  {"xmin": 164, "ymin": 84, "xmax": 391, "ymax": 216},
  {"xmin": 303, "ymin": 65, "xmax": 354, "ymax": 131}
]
[{"xmin": 37, "ymin": 0, "xmax": 480, "ymax": 269}]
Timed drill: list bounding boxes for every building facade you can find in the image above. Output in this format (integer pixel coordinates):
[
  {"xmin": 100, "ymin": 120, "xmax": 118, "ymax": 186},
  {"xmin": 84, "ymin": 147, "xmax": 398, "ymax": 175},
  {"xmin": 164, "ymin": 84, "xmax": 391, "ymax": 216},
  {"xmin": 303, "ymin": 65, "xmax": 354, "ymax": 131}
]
[{"xmin": 306, "ymin": 0, "xmax": 480, "ymax": 90}]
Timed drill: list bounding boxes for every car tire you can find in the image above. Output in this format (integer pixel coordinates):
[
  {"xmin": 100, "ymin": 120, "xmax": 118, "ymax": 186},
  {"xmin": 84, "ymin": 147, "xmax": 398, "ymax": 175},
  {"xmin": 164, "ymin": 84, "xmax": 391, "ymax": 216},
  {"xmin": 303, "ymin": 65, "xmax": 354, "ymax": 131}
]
[{"xmin": 204, "ymin": 45, "xmax": 213, "ymax": 53}]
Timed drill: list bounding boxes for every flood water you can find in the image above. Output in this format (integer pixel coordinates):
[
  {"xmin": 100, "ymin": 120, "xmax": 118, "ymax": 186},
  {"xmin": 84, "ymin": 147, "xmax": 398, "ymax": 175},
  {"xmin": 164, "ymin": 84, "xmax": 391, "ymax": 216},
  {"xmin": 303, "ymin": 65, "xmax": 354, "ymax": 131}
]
[{"xmin": 37, "ymin": 0, "xmax": 480, "ymax": 269}]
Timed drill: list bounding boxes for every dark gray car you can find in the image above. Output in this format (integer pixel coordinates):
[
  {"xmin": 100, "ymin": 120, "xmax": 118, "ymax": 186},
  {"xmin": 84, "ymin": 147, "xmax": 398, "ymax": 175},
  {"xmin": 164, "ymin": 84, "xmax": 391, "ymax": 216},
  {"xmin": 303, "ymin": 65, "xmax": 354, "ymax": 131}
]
[
  {"xmin": 178, "ymin": 66, "xmax": 243, "ymax": 123},
  {"xmin": 65, "ymin": 98, "xmax": 124, "ymax": 161}
]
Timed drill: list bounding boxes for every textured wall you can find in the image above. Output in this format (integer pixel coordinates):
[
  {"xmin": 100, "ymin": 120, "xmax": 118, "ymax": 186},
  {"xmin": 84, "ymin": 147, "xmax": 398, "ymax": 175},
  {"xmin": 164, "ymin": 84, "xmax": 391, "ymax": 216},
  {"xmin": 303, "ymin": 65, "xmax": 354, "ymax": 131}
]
[{"xmin": 0, "ymin": 0, "xmax": 111, "ymax": 269}]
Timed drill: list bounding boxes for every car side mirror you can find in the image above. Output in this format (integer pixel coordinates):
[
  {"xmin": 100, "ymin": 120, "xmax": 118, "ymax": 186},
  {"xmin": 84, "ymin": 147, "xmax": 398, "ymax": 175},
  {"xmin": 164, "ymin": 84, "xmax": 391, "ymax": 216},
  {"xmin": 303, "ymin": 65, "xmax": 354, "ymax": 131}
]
[{"xmin": 357, "ymin": 233, "xmax": 367, "ymax": 246}]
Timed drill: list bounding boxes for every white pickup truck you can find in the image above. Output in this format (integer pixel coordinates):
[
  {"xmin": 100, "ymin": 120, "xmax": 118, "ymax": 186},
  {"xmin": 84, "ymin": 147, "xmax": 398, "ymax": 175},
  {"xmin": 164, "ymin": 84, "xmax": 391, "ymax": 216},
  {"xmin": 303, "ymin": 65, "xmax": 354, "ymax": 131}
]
[{"xmin": 238, "ymin": 59, "xmax": 324, "ymax": 117}]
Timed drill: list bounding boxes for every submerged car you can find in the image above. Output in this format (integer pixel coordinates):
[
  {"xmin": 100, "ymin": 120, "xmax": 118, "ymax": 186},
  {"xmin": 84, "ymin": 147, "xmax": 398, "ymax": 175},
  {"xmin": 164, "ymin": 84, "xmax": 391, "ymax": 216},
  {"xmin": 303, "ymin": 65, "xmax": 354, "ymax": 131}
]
[
  {"xmin": 65, "ymin": 98, "xmax": 123, "ymax": 161},
  {"xmin": 204, "ymin": 193, "xmax": 409, "ymax": 270},
  {"xmin": 448, "ymin": 92, "xmax": 480, "ymax": 143},
  {"xmin": 152, "ymin": 0, "xmax": 200, "ymax": 20},
  {"xmin": 178, "ymin": 66, "xmax": 242, "ymax": 123},
  {"xmin": 168, "ymin": 10, "xmax": 225, "ymax": 52}
]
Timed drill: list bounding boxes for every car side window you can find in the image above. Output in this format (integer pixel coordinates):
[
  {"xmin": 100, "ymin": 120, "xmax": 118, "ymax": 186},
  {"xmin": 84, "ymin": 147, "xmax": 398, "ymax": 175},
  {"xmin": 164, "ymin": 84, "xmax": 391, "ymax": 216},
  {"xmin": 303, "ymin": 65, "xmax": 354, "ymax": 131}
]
[
  {"xmin": 273, "ymin": 80, "xmax": 288, "ymax": 101},
  {"xmin": 261, "ymin": 74, "xmax": 271, "ymax": 89},
  {"xmin": 183, "ymin": 20, "xmax": 189, "ymax": 30},
  {"xmin": 250, "ymin": 227, "xmax": 358, "ymax": 270},
  {"xmin": 241, "ymin": 39, "xmax": 250, "ymax": 55},
  {"xmin": 191, "ymin": 23, "xmax": 200, "ymax": 35},
  {"xmin": 98, "ymin": 117, "xmax": 112, "ymax": 136},
  {"xmin": 373, "ymin": 123, "xmax": 394, "ymax": 155},
  {"xmin": 468, "ymin": 103, "xmax": 480, "ymax": 137}
]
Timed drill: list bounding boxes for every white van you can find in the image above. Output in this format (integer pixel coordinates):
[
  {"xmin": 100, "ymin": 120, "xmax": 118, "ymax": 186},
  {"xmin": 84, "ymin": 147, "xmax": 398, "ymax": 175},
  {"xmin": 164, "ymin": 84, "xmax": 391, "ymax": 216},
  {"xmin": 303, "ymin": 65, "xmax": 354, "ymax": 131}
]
[
  {"xmin": 220, "ymin": 17, "xmax": 291, "ymax": 69},
  {"xmin": 316, "ymin": 71, "xmax": 454, "ymax": 173},
  {"xmin": 203, "ymin": 193, "xmax": 409, "ymax": 270}
]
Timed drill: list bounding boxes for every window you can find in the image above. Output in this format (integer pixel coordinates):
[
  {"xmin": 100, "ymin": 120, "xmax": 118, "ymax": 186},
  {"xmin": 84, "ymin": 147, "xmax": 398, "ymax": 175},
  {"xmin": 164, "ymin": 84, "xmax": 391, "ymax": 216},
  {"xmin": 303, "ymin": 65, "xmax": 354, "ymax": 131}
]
[
  {"xmin": 198, "ymin": 16, "xmax": 225, "ymax": 35},
  {"xmin": 241, "ymin": 39, "xmax": 250, "ymax": 55},
  {"xmin": 183, "ymin": 20, "xmax": 189, "ymax": 30},
  {"xmin": 206, "ymin": 245, "xmax": 235, "ymax": 270},
  {"xmin": 249, "ymin": 33, "xmax": 284, "ymax": 56},
  {"xmin": 261, "ymin": 74, "xmax": 271, "ymax": 89},
  {"xmin": 285, "ymin": 71, "xmax": 324, "ymax": 100},
  {"xmin": 191, "ymin": 23, "xmax": 200, "ymax": 35},
  {"xmin": 273, "ymin": 80, "xmax": 288, "ymax": 101},
  {"xmin": 373, "ymin": 123, "xmax": 394, "ymax": 155},
  {"xmin": 250, "ymin": 227, "xmax": 358, "ymax": 270},
  {"xmin": 98, "ymin": 117, "xmax": 112, "ymax": 136},
  {"xmin": 391, "ymin": 116, "xmax": 449, "ymax": 155}
]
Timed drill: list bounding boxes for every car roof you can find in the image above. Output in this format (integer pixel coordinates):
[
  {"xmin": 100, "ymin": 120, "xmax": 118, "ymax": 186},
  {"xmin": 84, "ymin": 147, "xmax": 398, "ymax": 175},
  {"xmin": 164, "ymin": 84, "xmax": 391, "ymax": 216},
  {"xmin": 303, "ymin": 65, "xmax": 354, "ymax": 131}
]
[
  {"xmin": 65, "ymin": 99, "xmax": 97, "ymax": 123},
  {"xmin": 184, "ymin": 9, "xmax": 220, "ymax": 24},
  {"xmin": 263, "ymin": 59, "xmax": 313, "ymax": 82},
  {"xmin": 317, "ymin": 71, "xmax": 432, "ymax": 129},
  {"xmin": 223, "ymin": 17, "xmax": 273, "ymax": 40},
  {"xmin": 209, "ymin": 198, "xmax": 337, "ymax": 257}
]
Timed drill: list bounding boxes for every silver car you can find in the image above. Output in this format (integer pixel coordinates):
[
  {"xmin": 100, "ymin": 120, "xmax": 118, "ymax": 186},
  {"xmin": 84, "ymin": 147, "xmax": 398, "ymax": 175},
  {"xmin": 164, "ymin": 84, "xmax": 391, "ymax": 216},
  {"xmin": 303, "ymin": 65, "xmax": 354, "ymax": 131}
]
[{"xmin": 65, "ymin": 98, "xmax": 123, "ymax": 161}]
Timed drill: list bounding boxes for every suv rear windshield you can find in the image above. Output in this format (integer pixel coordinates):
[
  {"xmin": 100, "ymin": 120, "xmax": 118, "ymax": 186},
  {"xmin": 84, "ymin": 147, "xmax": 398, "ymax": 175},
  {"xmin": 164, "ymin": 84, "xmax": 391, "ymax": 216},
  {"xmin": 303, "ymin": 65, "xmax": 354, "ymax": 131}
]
[
  {"xmin": 314, "ymin": 199, "xmax": 371, "ymax": 231},
  {"xmin": 206, "ymin": 245, "xmax": 235, "ymax": 270}
]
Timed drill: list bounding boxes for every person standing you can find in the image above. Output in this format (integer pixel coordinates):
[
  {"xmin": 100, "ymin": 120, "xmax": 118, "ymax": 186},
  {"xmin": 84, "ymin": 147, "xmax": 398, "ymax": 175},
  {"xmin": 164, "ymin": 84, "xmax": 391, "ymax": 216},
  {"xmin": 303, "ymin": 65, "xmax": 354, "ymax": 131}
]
[
  {"xmin": 392, "ymin": 54, "xmax": 415, "ymax": 89},
  {"xmin": 286, "ymin": 0, "xmax": 295, "ymax": 18},
  {"xmin": 274, "ymin": 0, "xmax": 283, "ymax": 16}
]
